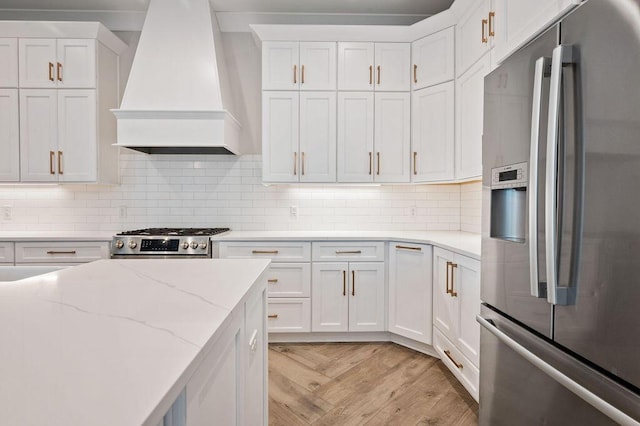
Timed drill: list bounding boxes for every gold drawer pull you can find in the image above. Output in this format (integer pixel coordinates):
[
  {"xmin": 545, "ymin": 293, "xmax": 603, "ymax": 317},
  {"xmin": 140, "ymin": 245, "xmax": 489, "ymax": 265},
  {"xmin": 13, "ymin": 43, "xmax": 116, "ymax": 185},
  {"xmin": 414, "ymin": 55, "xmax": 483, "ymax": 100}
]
[
  {"xmin": 46, "ymin": 250, "xmax": 77, "ymax": 255},
  {"xmin": 369, "ymin": 152, "xmax": 372, "ymax": 175},
  {"xmin": 48, "ymin": 62, "xmax": 54, "ymax": 81},
  {"xmin": 252, "ymin": 250, "xmax": 279, "ymax": 254},
  {"xmin": 49, "ymin": 151, "xmax": 55, "ymax": 174},
  {"xmin": 413, "ymin": 64, "xmax": 418, "ymax": 84},
  {"xmin": 482, "ymin": 19, "xmax": 488, "ymax": 44},
  {"xmin": 446, "ymin": 261, "xmax": 452, "ymax": 294},
  {"xmin": 58, "ymin": 151, "xmax": 63, "ymax": 175},
  {"xmin": 343, "ymin": 270, "xmax": 346, "ymax": 296},
  {"xmin": 489, "ymin": 11, "xmax": 495, "ymax": 37},
  {"xmin": 444, "ymin": 350, "xmax": 463, "ymax": 369},
  {"xmin": 293, "ymin": 65, "xmax": 297, "ymax": 84},
  {"xmin": 450, "ymin": 263, "xmax": 458, "ymax": 297},
  {"xmin": 293, "ymin": 152, "xmax": 297, "ymax": 176},
  {"xmin": 57, "ymin": 62, "xmax": 63, "ymax": 81},
  {"xmin": 377, "ymin": 152, "xmax": 380, "ymax": 175},
  {"xmin": 413, "ymin": 152, "xmax": 417, "ymax": 175},
  {"xmin": 352, "ymin": 270, "xmax": 355, "ymax": 296},
  {"xmin": 335, "ymin": 250, "xmax": 362, "ymax": 254},
  {"xmin": 268, "ymin": 314, "xmax": 278, "ymax": 319},
  {"xmin": 369, "ymin": 65, "xmax": 373, "ymax": 85},
  {"xmin": 267, "ymin": 279, "xmax": 278, "ymax": 283},
  {"xmin": 301, "ymin": 152, "xmax": 305, "ymax": 176},
  {"xmin": 396, "ymin": 245, "xmax": 421, "ymax": 251},
  {"xmin": 377, "ymin": 65, "xmax": 381, "ymax": 85},
  {"xmin": 301, "ymin": 64, "xmax": 305, "ymax": 84}
]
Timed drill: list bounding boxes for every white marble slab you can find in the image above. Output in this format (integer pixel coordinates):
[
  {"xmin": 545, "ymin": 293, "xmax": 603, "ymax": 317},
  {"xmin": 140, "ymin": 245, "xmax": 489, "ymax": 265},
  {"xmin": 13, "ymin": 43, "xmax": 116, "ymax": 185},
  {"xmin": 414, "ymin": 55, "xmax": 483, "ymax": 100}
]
[
  {"xmin": 211, "ymin": 230, "xmax": 481, "ymax": 259},
  {"xmin": 0, "ymin": 258, "xmax": 270, "ymax": 426},
  {"xmin": 0, "ymin": 231, "xmax": 113, "ymax": 241}
]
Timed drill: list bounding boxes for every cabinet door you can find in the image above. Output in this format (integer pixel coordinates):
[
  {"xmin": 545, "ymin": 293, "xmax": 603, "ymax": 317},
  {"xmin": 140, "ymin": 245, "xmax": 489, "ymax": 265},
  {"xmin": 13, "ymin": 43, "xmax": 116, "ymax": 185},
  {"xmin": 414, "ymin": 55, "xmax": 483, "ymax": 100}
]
[
  {"xmin": 412, "ymin": 27, "xmax": 455, "ymax": 90},
  {"xmin": 262, "ymin": 91, "xmax": 299, "ymax": 182},
  {"xmin": 265, "ymin": 263, "xmax": 311, "ymax": 298},
  {"xmin": 57, "ymin": 90, "xmax": 97, "ymax": 182},
  {"xmin": 262, "ymin": 41, "xmax": 299, "ymax": 90},
  {"xmin": 0, "ymin": 89, "xmax": 19, "ymax": 181},
  {"xmin": 412, "ymin": 82, "xmax": 454, "ymax": 182},
  {"xmin": 299, "ymin": 42, "xmax": 336, "ymax": 90},
  {"xmin": 455, "ymin": 54, "xmax": 490, "ymax": 179},
  {"xmin": 492, "ymin": 0, "xmax": 576, "ymax": 64},
  {"xmin": 0, "ymin": 38, "xmax": 18, "ymax": 88},
  {"xmin": 337, "ymin": 42, "xmax": 374, "ymax": 91},
  {"xmin": 299, "ymin": 91, "xmax": 336, "ymax": 182},
  {"xmin": 348, "ymin": 262, "xmax": 385, "ymax": 332},
  {"xmin": 337, "ymin": 92, "xmax": 374, "ymax": 182},
  {"xmin": 245, "ymin": 288, "xmax": 267, "ymax": 426},
  {"xmin": 374, "ymin": 92, "xmax": 410, "ymax": 183},
  {"xmin": 56, "ymin": 39, "xmax": 96, "ymax": 88},
  {"xmin": 388, "ymin": 243, "xmax": 433, "ymax": 344},
  {"xmin": 19, "ymin": 89, "xmax": 58, "ymax": 182},
  {"xmin": 311, "ymin": 262, "xmax": 349, "ymax": 332},
  {"xmin": 18, "ymin": 38, "xmax": 57, "ymax": 88},
  {"xmin": 454, "ymin": 253, "xmax": 481, "ymax": 367},
  {"xmin": 456, "ymin": 0, "xmax": 491, "ymax": 77},
  {"xmin": 374, "ymin": 43, "xmax": 411, "ymax": 91},
  {"xmin": 433, "ymin": 247, "xmax": 457, "ymax": 343}
]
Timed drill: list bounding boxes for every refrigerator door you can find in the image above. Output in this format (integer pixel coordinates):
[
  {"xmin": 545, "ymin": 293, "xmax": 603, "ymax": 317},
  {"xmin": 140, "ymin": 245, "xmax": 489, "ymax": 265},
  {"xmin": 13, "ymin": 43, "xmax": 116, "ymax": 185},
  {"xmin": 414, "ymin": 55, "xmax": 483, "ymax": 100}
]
[
  {"xmin": 552, "ymin": 0, "xmax": 640, "ymax": 391},
  {"xmin": 479, "ymin": 306, "xmax": 640, "ymax": 425},
  {"xmin": 482, "ymin": 26, "xmax": 558, "ymax": 337}
]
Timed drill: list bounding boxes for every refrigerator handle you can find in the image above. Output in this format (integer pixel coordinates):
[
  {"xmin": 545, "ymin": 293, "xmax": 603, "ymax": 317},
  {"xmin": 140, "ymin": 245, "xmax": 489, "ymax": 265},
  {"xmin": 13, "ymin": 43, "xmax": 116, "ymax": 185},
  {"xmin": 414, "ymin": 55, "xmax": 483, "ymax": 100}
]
[
  {"xmin": 477, "ymin": 315, "xmax": 640, "ymax": 426},
  {"xmin": 529, "ymin": 56, "xmax": 551, "ymax": 298},
  {"xmin": 545, "ymin": 45, "xmax": 575, "ymax": 305}
]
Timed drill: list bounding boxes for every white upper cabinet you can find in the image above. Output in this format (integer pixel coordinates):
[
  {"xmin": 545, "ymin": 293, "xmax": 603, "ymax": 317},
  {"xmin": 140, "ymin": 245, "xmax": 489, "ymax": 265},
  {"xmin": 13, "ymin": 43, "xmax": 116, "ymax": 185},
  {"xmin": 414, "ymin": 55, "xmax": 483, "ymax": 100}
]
[
  {"xmin": 412, "ymin": 27, "xmax": 455, "ymax": 90},
  {"xmin": 374, "ymin": 92, "xmax": 410, "ymax": 182},
  {"xmin": 57, "ymin": 90, "xmax": 97, "ymax": 182},
  {"xmin": 456, "ymin": 0, "xmax": 492, "ymax": 77},
  {"xmin": 262, "ymin": 91, "xmax": 299, "ymax": 182},
  {"xmin": 0, "ymin": 38, "xmax": 18, "ymax": 88},
  {"xmin": 412, "ymin": 81, "xmax": 455, "ymax": 182},
  {"xmin": 337, "ymin": 42, "xmax": 374, "ymax": 91},
  {"xmin": 19, "ymin": 89, "xmax": 58, "ymax": 182},
  {"xmin": 19, "ymin": 39, "xmax": 96, "ymax": 88},
  {"xmin": 337, "ymin": 42, "xmax": 410, "ymax": 92},
  {"xmin": 337, "ymin": 92, "xmax": 374, "ymax": 182},
  {"xmin": 0, "ymin": 89, "xmax": 19, "ymax": 181},
  {"xmin": 299, "ymin": 91, "xmax": 336, "ymax": 182},
  {"xmin": 492, "ymin": 0, "xmax": 577, "ymax": 64},
  {"xmin": 262, "ymin": 41, "xmax": 336, "ymax": 91}
]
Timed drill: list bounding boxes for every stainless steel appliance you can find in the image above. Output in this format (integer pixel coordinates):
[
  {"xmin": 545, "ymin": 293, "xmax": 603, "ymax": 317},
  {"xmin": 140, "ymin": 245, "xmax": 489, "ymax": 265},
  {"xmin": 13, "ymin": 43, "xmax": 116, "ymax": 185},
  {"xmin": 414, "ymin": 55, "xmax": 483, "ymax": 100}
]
[
  {"xmin": 480, "ymin": 0, "xmax": 640, "ymax": 424},
  {"xmin": 110, "ymin": 228, "xmax": 230, "ymax": 259}
]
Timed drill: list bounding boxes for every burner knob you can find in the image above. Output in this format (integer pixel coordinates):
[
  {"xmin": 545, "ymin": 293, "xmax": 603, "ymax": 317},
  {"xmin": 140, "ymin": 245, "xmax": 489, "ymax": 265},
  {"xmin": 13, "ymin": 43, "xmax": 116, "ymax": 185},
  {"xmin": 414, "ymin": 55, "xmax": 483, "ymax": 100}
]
[
  {"xmin": 190, "ymin": 241, "xmax": 199, "ymax": 249},
  {"xmin": 115, "ymin": 240, "xmax": 124, "ymax": 249},
  {"xmin": 182, "ymin": 242, "xmax": 190, "ymax": 250},
  {"xmin": 200, "ymin": 242, "xmax": 208, "ymax": 250},
  {"xmin": 128, "ymin": 241, "xmax": 137, "ymax": 249}
]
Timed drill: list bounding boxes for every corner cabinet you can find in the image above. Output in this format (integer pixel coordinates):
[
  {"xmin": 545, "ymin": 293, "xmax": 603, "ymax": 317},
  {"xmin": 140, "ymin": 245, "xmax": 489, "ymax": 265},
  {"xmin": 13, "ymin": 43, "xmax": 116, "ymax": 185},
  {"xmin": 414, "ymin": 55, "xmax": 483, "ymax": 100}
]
[
  {"xmin": 433, "ymin": 247, "xmax": 481, "ymax": 400},
  {"xmin": 412, "ymin": 27, "xmax": 455, "ymax": 90}
]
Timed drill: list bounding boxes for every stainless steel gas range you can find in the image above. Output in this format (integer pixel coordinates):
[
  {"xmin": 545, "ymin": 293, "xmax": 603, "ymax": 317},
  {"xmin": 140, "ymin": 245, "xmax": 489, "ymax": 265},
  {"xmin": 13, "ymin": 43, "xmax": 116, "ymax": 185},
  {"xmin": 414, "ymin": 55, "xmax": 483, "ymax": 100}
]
[{"xmin": 110, "ymin": 228, "xmax": 230, "ymax": 259}]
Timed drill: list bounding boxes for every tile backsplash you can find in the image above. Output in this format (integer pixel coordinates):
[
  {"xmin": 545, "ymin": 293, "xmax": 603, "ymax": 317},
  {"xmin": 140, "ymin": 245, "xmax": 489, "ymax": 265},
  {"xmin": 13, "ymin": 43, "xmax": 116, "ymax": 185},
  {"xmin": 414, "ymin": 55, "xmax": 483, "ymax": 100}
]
[{"xmin": 0, "ymin": 153, "xmax": 481, "ymax": 233}]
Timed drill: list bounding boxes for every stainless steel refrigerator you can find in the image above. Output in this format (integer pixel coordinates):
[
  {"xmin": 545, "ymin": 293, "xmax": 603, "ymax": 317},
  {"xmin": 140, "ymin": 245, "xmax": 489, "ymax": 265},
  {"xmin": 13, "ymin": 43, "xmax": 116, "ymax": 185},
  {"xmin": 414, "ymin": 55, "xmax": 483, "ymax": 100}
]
[{"xmin": 480, "ymin": 0, "xmax": 640, "ymax": 424}]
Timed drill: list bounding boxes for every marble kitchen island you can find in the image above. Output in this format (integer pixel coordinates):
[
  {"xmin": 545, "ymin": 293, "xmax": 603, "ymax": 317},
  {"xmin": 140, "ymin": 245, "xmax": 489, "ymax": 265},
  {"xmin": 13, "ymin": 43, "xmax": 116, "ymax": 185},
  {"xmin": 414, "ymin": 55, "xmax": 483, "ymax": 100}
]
[{"xmin": 0, "ymin": 258, "xmax": 270, "ymax": 426}]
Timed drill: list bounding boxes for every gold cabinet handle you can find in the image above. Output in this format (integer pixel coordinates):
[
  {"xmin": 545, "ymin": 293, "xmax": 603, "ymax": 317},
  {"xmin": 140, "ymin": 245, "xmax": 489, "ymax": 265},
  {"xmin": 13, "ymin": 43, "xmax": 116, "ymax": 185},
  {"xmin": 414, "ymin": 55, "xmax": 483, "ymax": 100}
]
[
  {"xmin": 48, "ymin": 62, "xmax": 54, "ymax": 81},
  {"xmin": 369, "ymin": 65, "xmax": 373, "ymax": 85},
  {"xmin": 450, "ymin": 263, "xmax": 458, "ymax": 297},
  {"xmin": 343, "ymin": 270, "xmax": 346, "ymax": 296},
  {"xmin": 293, "ymin": 64, "xmax": 297, "ymax": 84},
  {"xmin": 413, "ymin": 64, "xmax": 418, "ymax": 84},
  {"xmin": 293, "ymin": 152, "xmax": 297, "ymax": 176},
  {"xmin": 301, "ymin": 64, "xmax": 305, "ymax": 84},
  {"xmin": 57, "ymin": 62, "xmax": 63, "ymax": 81},
  {"xmin": 376, "ymin": 152, "xmax": 380, "ymax": 175},
  {"xmin": 46, "ymin": 250, "xmax": 77, "ymax": 255},
  {"xmin": 49, "ymin": 151, "xmax": 55, "ymax": 174},
  {"xmin": 335, "ymin": 250, "xmax": 362, "ymax": 254},
  {"xmin": 267, "ymin": 279, "xmax": 278, "ymax": 283},
  {"xmin": 268, "ymin": 314, "xmax": 278, "ymax": 319},
  {"xmin": 301, "ymin": 152, "xmax": 305, "ymax": 176},
  {"xmin": 58, "ymin": 151, "xmax": 63, "ymax": 175},
  {"xmin": 396, "ymin": 245, "xmax": 421, "ymax": 251},
  {"xmin": 352, "ymin": 270, "xmax": 355, "ymax": 296},
  {"xmin": 446, "ymin": 261, "xmax": 452, "ymax": 295},
  {"xmin": 369, "ymin": 152, "xmax": 372, "ymax": 175},
  {"xmin": 444, "ymin": 349, "xmax": 463, "ymax": 369},
  {"xmin": 413, "ymin": 152, "xmax": 417, "ymax": 175},
  {"xmin": 252, "ymin": 250, "xmax": 279, "ymax": 254},
  {"xmin": 489, "ymin": 11, "xmax": 495, "ymax": 37},
  {"xmin": 482, "ymin": 19, "xmax": 488, "ymax": 43},
  {"xmin": 377, "ymin": 65, "xmax": 381, "ymax": 85}
]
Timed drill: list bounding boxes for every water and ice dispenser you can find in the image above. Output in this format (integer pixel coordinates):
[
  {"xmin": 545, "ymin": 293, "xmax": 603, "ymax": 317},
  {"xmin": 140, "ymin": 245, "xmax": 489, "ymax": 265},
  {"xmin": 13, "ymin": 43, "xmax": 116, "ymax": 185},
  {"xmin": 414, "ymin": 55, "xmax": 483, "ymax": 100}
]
[{"xmin": 490, "ymin": 162, "xmax": 528, "ymax": 243}]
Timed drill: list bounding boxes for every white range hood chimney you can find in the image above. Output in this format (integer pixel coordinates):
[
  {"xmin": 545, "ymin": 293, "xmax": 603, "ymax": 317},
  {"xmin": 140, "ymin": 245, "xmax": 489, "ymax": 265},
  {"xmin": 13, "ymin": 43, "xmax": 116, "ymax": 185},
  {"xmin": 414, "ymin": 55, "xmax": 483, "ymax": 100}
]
[{"xmin": 112, "ymin": 0, "xmax": 240, "ymax": 154}]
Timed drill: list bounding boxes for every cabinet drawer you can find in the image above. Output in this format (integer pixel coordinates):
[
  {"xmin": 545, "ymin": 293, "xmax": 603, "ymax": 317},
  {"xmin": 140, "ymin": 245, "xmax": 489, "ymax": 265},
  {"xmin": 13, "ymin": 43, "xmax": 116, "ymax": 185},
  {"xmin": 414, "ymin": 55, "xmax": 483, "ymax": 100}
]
[
  {"xmin": 266, "ymin": 263, "xmax": 311, "ymax": 298},
  {"xmin": 15, "ymin": 241, "xmax": 109, "ymax": 263},
  {"xmin": 312, "ymin": 241, "xmax": 384, "ymax": 262},
  {"xmin": 433, "ymin": 327, "xmax": 479, "ymax": 401},
  {"xmin": 267, "ymin": 299, "xmax": 311, "ymax": 333},
  {"xmin": 0, "ymin": 242, "xmax": 14, "ymax": 263},
  {"xmin": 219, "ymin": 242, "xmax": 311, "ymax": 262}
]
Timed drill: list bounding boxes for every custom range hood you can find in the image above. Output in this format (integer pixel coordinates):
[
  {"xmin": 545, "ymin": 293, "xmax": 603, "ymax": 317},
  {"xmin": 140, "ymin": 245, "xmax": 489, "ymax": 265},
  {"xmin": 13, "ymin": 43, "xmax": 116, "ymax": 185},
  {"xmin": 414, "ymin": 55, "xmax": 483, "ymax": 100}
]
[{"xmin": 112, "ymin": 0, "xmax": 240, "ymax": 154}]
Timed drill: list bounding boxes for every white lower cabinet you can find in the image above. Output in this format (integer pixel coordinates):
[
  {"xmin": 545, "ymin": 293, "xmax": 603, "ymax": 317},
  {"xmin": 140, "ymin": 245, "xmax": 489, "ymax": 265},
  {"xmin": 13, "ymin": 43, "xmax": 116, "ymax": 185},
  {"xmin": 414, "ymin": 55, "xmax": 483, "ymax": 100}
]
[
  {"xmin": 267, "ymin": 299, "xmax": 311, "ymax": 332},
  {"xmin": 388, "ymin": 242, "xmax": 433, "ymax": 344},
  {"xmin": 433, "ymin": 247, "xmax": 481, "ymax": 400},
  {"xmin": 311, "ymin": 261, "xmax": 385, "ymax": 332}
]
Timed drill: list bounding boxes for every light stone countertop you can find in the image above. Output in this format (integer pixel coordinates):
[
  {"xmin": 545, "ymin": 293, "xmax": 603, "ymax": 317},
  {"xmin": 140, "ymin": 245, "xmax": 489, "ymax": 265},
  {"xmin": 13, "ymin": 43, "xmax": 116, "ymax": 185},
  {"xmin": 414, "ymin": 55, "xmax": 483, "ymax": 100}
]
[
  {"xmin": 0, "ymin": 231, "xmax": 114, "ymax": 241},
  {"xmin": 0, "ymin": 258, "xmax": 270, "ymax": 426},
  {"xmin": 212, "ymin": 230, "xmax": 481, "ymax": 259}
]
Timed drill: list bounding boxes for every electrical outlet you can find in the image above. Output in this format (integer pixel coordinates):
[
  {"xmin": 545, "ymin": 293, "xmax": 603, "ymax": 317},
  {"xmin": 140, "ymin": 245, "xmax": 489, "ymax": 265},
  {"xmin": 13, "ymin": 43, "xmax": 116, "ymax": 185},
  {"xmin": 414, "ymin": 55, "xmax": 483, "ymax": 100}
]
[
  {"xmin": 2, "ymin": 206, "xmax": 12, "ymax": 221},
  {"xmin": 290, "ymin": 205, "xmax": 298, "ymax": 218},
  {"xmin": 410, "ymin": 207, "xmax": 416, "ymax": 217},
  {"xmin": 119, "ymin": 206, "xmax": 127, "ymax": 218}
]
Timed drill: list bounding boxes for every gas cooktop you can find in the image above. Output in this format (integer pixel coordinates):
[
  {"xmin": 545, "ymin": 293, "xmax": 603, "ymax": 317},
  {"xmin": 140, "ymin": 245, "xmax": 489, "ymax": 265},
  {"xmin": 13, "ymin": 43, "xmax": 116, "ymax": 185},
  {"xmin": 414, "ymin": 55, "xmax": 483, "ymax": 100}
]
[
  {"xmin": 111, "ymin": 228, "xmax": 230, "ymax": 258},
  {"xmin": 116, "ymin": 228, "xmax": 230, "ymax": 236}
]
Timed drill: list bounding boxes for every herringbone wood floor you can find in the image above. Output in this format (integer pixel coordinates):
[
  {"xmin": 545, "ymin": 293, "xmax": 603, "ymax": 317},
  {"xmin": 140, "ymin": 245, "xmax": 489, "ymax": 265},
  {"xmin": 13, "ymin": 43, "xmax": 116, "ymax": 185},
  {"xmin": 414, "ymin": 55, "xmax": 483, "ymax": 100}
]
[{"xmin": 268, "ymin": 342, "xmax": 478, "ymax": 426}]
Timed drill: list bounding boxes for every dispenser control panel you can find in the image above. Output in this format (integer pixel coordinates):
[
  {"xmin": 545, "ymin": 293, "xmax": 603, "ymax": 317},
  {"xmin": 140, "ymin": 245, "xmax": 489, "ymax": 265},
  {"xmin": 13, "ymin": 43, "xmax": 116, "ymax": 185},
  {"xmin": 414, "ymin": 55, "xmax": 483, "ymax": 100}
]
[{"xmin": 491, "ymin": 162, "xmax": 528, "ymax": 189}]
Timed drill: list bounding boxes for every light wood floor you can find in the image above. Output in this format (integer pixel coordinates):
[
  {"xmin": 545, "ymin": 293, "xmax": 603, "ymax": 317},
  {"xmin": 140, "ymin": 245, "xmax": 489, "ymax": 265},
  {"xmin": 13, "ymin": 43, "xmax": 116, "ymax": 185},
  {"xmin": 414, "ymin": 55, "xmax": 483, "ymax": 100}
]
[{"xmin": 268, "ymin": 342, "xmax": 478, "ymax": 426}]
